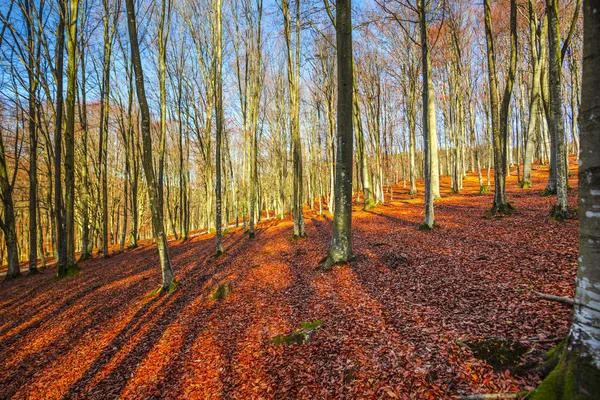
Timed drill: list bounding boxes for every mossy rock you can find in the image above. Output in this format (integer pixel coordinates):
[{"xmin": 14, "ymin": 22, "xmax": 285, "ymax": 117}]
[
  {"xmin": 208, "ymin": 281, "xmax": 233, "ymax": 300},
  {"xmin": 271, "ymin": 320, "xmax": 322, "ymax": 346},
  {"xmin": 466, "ymin": 338, "xmax": 527, "ymax": 372}
]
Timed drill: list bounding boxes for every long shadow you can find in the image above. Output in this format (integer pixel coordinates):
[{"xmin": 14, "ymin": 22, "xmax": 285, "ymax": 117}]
[
  {"xmin": 62, "ymin": 291, "xmax": 182, "ymax": 399},
  {"xmin": 0, "ymin": 278, "xmax": 105, "ymax": 359},
  {"xmin": 0, "ymin": 283, "xmax": 139, "ymax": 398},
  {"xmin": 66, "ymin": 218, "xmax": 280, "ymax": 399}
]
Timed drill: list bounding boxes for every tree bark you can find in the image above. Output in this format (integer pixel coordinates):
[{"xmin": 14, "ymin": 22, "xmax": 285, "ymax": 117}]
[
  {"xmin": 530, "ymin": 1, "xmax": 600, "ymax": 396},
  {"xmin": 323, "ymin": 0, "xmax": 353, "ymax": 268},
  {"xmin": 547, "ymin": 0, "xmax": 569, "ymax": 218},
  {"xmin": 125, "ymin": 0, "xmax": 175, "ymax": 290},
  {"xmin": 64, "ymin": 0, "xmax": 80, "ymax": 268}
]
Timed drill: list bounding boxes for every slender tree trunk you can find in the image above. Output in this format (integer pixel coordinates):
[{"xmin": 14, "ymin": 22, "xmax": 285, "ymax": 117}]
[
  {"xmin": 419, "ymin": 0, "xmax": 435, "ymax": 229},
  {"xmin": 0, "ymin": 124, "xmax": 20, "ymax": 279},
  {"xmin": 25, "ymin": 0, "xmax": 38, "ymax": 273},
  {"xmin": 64, "ymin": 0, "xmax": 80, "ymax": 268},
  {"xmin": 283, "ymin": 0, "xmax": 305, "ymax": 238},
  {"xmin": 484, "ymin": 0, "xmax": 517, "ymax": 213},
  {"xmin": 547, "ymin": 0, "xmax": 569, "ymax": 218},
  {"xmin": 78, "ymin": 22, "xmax": 91, "ymax": 261},
  {"xmin": 215, "ymin": 0, "xmax": 224, "ymax": 254},
  {"xmin": 125, "ymin": 0, "xmax": 174, "ymax": 290},
  {"xmin": 55, "ymin": 0, "xmax": 68, "ymax": 277}
]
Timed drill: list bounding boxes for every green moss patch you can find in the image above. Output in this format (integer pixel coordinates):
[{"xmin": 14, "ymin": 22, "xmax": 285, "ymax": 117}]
[
  {"xmin": 147, "ymin": 279, "xmax": 180, "ymax": 298},
  {"xmin": 466, "ymin": 338, "xmax": 528, "ymax": 372},
  {"xmin": 271, "ymin": 320, "xmax": 322, "ymax": 346},
  {"xmin": 56, "ymin": 264, "xmax": 80, "ymax": 279},
  {"xmin": 530, "ymin": 346, "xmax": 600, "ymax": 400},
  {"xmin": 519, "ymin": 181, "xmax": 531, "ymax": 189},
  {"xmin": 549, "ymin": 206, "xmax": 574, "ymax": 221},
  {"xmin": 208, "ymin": 281, "xmax": 233, "ymax": 300}
]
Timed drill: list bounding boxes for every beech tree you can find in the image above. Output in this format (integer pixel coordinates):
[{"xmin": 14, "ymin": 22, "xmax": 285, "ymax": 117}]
[
  {"xmin": 530, "ymin": 0, "xmax": 600, "ymax": 396},
  {"xmin": 322, "ymin": 0, "xmax": 353, "ymax": 269},
  {"xmin": 483, "ymin": 0, "xmax": 517, "ymax": 214},
  {"xmin": 125, "ymin": 0, "xmax": 175, "ymax": 291}
]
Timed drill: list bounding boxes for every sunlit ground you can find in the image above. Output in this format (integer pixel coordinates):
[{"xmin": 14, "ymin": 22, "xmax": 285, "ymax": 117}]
[{"xmin": 0, "ymin": 163, "xmax": 578, "ymax": 399}]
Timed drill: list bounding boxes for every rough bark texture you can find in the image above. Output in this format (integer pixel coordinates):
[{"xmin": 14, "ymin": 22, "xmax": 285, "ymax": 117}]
[
  {"xmin": 522, "ymin": 2, "xmax": 547, "ymax": 189},
  {"xmin": 419, "ymin": 0, "xmax": 435, "ymax": 229},
  {"xmin": 0, "ymin": 127, "xmax": 19, "ymax": 279},
  {"xmin": 530, "ymin": 1, "xmax": 600, "ymax": 397},
  {"xmin": 125, "ymin": 0, "xmax": 174, "ymax": 290},
  {"xmin": 324, "ymin": 0, "xmax": 353, "ymax": 268},
  {"xmin": 215, "ymin": 0, "xmax": 224, "ymax": 254},
  {"xmin": 547, "ymin": 0, "xmax": 569, "ymax": 218},
  {"xmin": 283, "ymin": 0, "xmax": 305, "ymax": 238},
  {"xmin": 54, "ymin": 1, "xmax": 68, "ymax": 278},
  {"xmin": 26, "ymin": 0, "xmax": 38, "ymax": 273},
  {"xmin": 65, "ymin": 0, "xmax": 79, "ymax": 267},
  {"xmin": 484, "ymin": 0, "xmax": 517, "ymax": 213}
]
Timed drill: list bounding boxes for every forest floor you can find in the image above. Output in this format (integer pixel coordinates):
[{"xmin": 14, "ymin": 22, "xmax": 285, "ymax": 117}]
[{"xmin": 0, "ymin": 163, "xmax": 578, "ymax": 399}]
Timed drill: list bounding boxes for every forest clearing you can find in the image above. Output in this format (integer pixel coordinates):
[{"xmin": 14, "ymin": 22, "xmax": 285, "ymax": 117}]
[
  {"xmin": 0, "ymin": 165, "xmax": 579, "ymax": 399},
  {"xmin": 1, "ymin": 0, "xmax": 600, "ymax": 397}
]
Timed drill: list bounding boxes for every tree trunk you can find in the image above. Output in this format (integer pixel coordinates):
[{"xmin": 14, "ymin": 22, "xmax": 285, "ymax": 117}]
[
  {"xmin": 547, "ymin": 0, "xmax": 569, "ymax": 218},
  {"xmin": 65, "ymin": 0, "xmax": 80, "ymax": 268},
  {"xmin": 55, "ymin": 0, "xmax": 68, "ymax": 277},
  {"xmin": 283, "ymin": 0, "xmax": 305, "ymax": 238},
  {"xmin": 484, "ymin": 0, "xmax": 517, "ymax": 213},
  {"xmin": 530, "ymin": 1, "xmax": 600, "ymax": 395},
  {"xmin": 25, "ymin": 0, "xmax": 38, "ymax": 273},
  {"xmin": 125, "ymin": 0, "xmax": 174, "ymax": 291},
  {"xmin": 323, "ymin": 0, "xmax": 353, "ymax": 268},
  {"xmin": 215, "ymin": 0, "xmax": 224, "ymax": 254},
  {"xmin": 419, "ymin": 0, "xmax": 435, "ymax": 229}
]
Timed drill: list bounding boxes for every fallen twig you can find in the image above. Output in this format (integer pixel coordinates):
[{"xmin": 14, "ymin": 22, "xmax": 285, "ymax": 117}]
[
  {"xmin": 461, "ymin": 393, "xmax": 521, "ymax": 399},
  {"xmin": 533, "ymin": 291, "xmax": 574, "ymax": 306}
]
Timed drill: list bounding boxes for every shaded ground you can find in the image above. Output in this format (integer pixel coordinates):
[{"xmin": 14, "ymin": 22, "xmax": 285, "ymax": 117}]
[{"xmin": 0, "ymin": 164, "xmax": 578, "ymax": 399}]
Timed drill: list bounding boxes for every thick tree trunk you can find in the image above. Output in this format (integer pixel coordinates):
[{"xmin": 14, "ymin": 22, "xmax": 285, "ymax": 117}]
[
  {"xmin": 531, "ymin": 1, "xmax": 600, "ymax": 396},
  {"xmin": 323, "ymin": 0, "xmax": 353, "ymax": 268}
]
